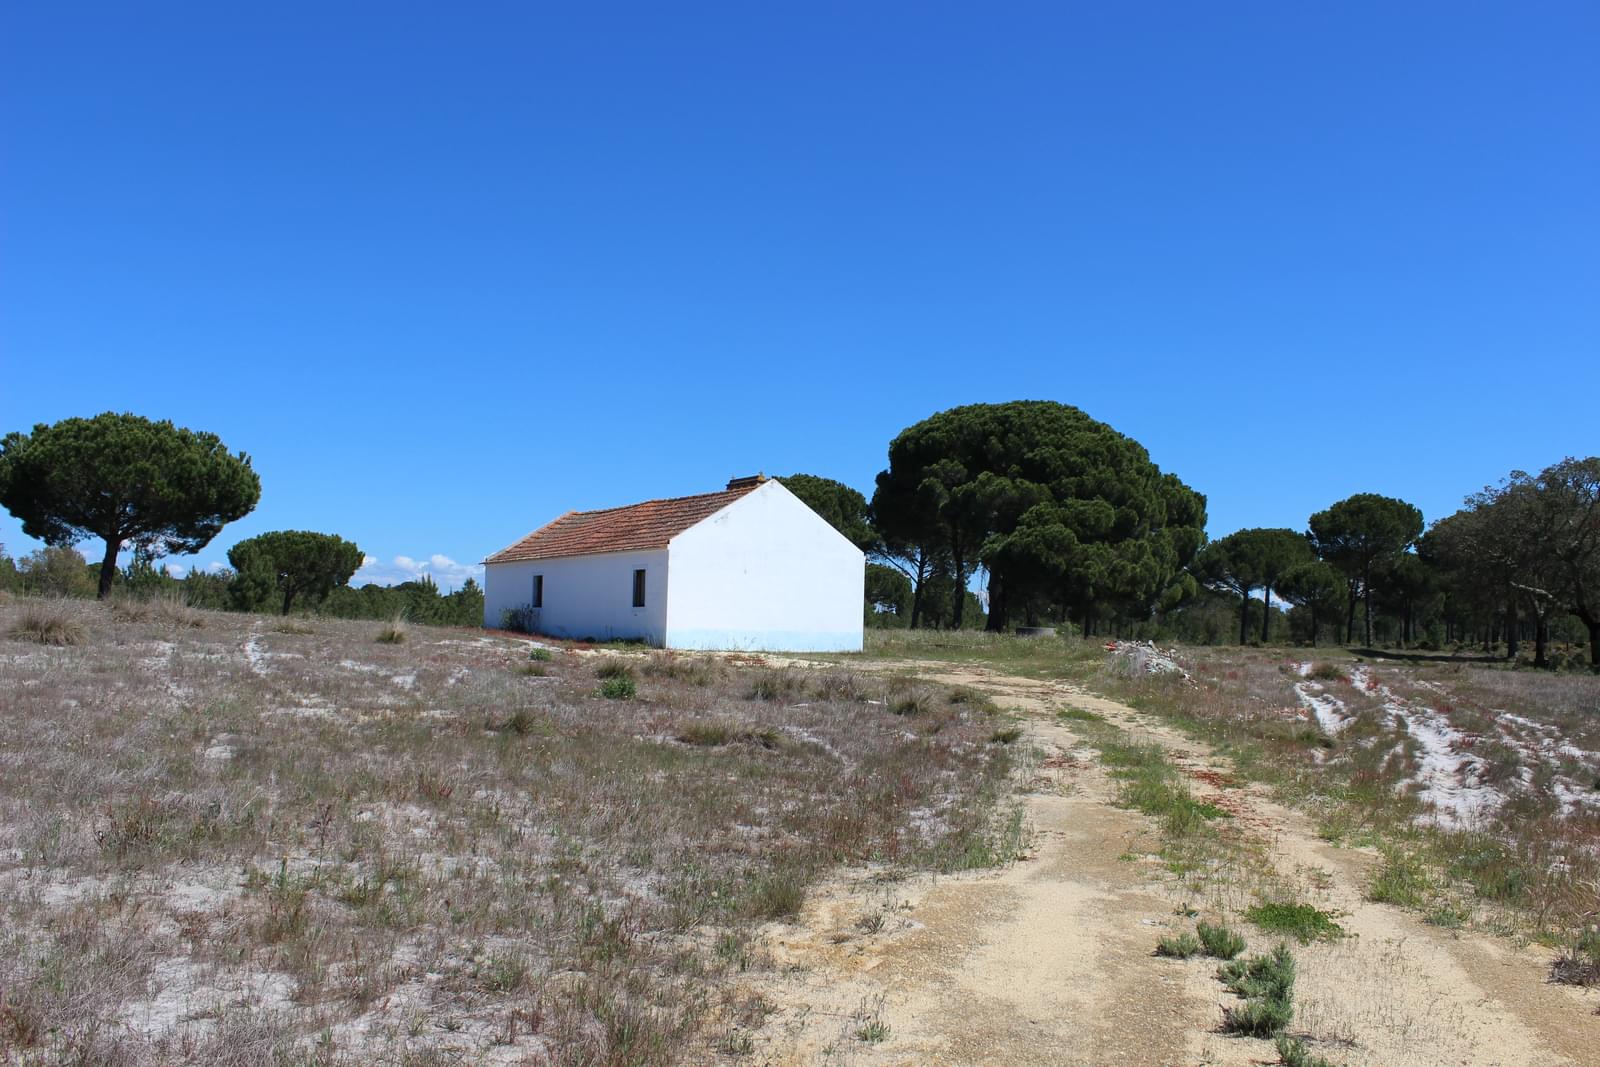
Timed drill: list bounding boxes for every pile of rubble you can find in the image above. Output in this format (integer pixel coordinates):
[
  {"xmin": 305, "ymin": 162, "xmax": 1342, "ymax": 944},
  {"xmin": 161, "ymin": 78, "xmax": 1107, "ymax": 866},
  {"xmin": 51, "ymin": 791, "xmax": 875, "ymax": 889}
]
[{"xmin": 1103, "ymin": 639, "xmax": 1194, "ymax": 684}]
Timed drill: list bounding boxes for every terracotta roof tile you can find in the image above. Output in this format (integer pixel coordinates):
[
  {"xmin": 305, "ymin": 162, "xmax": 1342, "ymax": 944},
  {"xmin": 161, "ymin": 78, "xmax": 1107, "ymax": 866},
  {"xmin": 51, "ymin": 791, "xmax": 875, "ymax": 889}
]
[{"xmin": 485, "ymin": 484, "xmax": 761, "ymax": 564}]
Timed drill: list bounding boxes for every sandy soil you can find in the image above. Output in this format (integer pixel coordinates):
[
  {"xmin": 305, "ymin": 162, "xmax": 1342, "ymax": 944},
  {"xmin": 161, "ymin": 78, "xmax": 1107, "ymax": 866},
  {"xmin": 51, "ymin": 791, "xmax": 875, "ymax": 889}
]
[{"xmin": 736, "ymin": 663, "xmax": 1600, "ymax": 1067}]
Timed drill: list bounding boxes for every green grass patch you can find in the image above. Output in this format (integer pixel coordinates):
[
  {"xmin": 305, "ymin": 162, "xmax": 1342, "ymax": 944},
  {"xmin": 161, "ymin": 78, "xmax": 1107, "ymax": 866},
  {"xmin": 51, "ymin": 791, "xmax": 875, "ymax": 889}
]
[
  {"xmin": 597, "ymin": 676, "xmax": 637, "ymax": 700},
  {"xmin": 1367, "ymin": 847, "xmax": 1430, "ymax": 909},
  {"xmin": 1197, "ymin": 921, "xmax": 1246, "ymax": 960},
  {"xmin": 1154, "ymin": 931, "xmax": 1202, "ymax": 958},
  {"xmin": 1244, "ymin": 902, "xmax": 1344, "ymax": 944},
  {"xmin": 1056, "ymin": 707, "xmax": 1103, "ymax": 722}
]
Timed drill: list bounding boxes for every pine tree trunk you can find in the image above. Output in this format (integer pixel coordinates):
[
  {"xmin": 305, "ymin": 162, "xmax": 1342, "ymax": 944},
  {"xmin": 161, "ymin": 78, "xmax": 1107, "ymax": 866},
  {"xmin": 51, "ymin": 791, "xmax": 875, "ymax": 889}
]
[
  {"xmin": 1239, "ymin": 590, "xmax": 1251, "ymax": 645},
  {"xmin": 1586, "ymin": 618, "xmax": 1600, "ymax": 674},
  {"xmin": 1533, "ymin": 613, "xmax": 1549, "ymax": 669},
  {"xmin": 1505, "ymin": 599, "xmax": 1520, "ymax": 660},
  {"xmin": 97, "ymin": 537, "xmax": 120, "ymax": 600},
  {"xmin": 1346, "ymin": 584, "xmax": 1358, "ymax": 645},
  {"xmin": 1362, "ymin": 561, "xmax": 1373, "ymax": 647},
  {"xmin": 1261, "ymin": 583, "xmax": 1273, "ymax": 644}
]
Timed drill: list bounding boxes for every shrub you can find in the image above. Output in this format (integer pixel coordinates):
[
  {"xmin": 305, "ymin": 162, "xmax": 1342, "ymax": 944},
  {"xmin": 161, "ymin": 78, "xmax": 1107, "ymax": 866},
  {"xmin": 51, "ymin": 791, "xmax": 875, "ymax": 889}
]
[
  {"xmin": 1550, "ymin": 927, "xmax": 1600, "ymax": 987},
  {"xmin": 527, "ymin": 646, "xmax": 552, "ymax": 662},
  {"xmin": 1367, "ymin": 847, "xmax": 1430, "ymax": 908},
  {"xmin": 1308, "ymin": 662, "xmax": 1346, "ymax": 682},
  {"xmin": 501, "ymin": 605, "xmax": 536, "ymax": 633},
  {"xmin": 677, "ymin": 721, "xmax": 732, "ymax": 746},
  {"xmin": 748, "ymin": 669, "xmax": 800, "ymax": 702},
  {"xmin": 1219, "ymin": 942, "xmax": 1296, "ymax": 1037},
  {"xmin": 9, "ymin": 604, "xmax": 85, "ymax": 646},
  {"xmin": 1244, "ymin": 902, "xmax": 1344, "ymax": 943},
  {"xmin": 891, "ymin": 689, "xmax": 934, "ymax": 716},
  {"xmin": 1197, "ymin": 921, "xmax": 1246, "ymax": 960},
  {"xmin": 743, "ymin": 871, "xmax": 805, "ymax": 919},
  {"xmin": 1155, "ymin": 932, "xmax": 1202, "ymax": 958},
  {"xmin": 374, "ymin": 615, "xmax": 407, "ymax": 644},
  {"xmin": 1275, "ymin": 1036, "xmax": 1335, "ymax": 1067},
  {"xmin": 598, "ymin": 676, "xmax": 637, "ymax": 700},
  {"xmin": 989, "ymin": 726, "xmax": 1024, "ymax": 745},
  {"xmin": 593, "ymin": 657, "xmax": 635, "ymax": 680}
]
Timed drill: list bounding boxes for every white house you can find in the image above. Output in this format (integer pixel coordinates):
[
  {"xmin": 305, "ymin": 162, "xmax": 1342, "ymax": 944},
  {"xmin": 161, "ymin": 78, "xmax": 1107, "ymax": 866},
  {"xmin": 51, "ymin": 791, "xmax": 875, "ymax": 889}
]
[{"xmin": 482, "ymin": 476, "xmax": 865, "ymax": 652}]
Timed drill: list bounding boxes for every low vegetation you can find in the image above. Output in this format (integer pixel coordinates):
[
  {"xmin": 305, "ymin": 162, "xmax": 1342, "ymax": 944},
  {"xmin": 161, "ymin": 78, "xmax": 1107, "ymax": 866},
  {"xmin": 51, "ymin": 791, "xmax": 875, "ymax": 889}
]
[{"xmin": 0, "ymin": 597, "xmax": 1016, "ymax": 1064}]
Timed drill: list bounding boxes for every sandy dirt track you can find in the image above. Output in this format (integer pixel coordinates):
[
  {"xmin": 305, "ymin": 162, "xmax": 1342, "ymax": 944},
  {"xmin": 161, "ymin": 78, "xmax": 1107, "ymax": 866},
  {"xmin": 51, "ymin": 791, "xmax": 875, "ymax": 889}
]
[{"xmin": 737, "ymin": 663, "xmax": 1600, "ymax": 1066}]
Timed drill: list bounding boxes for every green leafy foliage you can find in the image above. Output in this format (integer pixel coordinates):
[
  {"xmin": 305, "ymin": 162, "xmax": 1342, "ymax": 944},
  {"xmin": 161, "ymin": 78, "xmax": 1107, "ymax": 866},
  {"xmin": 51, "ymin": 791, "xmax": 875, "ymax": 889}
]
[
  {"xmin": 871, "ymin": 401, "xmax": 1206, "ymax": 634},
  {"xmin": 0, "ymin": 413, "xmax": 260, "ymax": 597},
  {"xmin": 228, "ymin": 530, "xmax": 362, "ymax": 614},
  {"xmin": 1193, "ymin": 528, "xmax": 1314, "ymax": 644},
  {"xmin": 1197, "ymin": 921, "xmax": 1246, "ymax": 959},
  {"xmin": 1309, "ymin": 493, "xmax": 1423, "ymax": 646},
  {"xmin": 1244, "ymin": 902, "xmax": 1345, "ymax": 943}
]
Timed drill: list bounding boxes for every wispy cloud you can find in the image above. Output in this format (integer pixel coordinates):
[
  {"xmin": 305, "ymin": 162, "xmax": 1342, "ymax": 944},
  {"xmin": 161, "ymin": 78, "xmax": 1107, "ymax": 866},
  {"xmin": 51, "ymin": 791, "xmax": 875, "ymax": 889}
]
[{"xmin": 352, "ymin": 553, "xmax": 484, "ymax": 591}]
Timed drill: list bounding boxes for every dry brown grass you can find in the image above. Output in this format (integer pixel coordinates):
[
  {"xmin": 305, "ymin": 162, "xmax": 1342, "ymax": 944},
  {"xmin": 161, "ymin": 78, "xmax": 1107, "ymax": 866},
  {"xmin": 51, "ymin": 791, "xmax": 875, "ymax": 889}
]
[{"xmin": 0, "ymin": 598, "xmax": 1013, "ymax": 1064}]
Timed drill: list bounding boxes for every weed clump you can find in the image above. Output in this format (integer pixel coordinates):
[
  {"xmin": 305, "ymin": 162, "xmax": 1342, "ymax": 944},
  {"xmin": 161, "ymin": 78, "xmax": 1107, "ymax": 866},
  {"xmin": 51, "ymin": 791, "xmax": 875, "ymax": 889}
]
[
  {"xmin": 374, "ymin": 615, "xmax": 407, "ymax": 644},
  {"xmin": 10, "ymin": 604, "xmax": 85, "ymax": 646},
  {"xmin": 1275, "ymin": 1036, "xmax": 1335, "ymax": 1067},
  {"xmin": 1197, "ymin": 921, "xmax": 1246, "ymax": 960},
  {"xmin": 1550, "ymin": 927, "xmax": 1600, "ymax": 987},
  {"xmin": 593, "ymin": 657, "xmax": 635, "ymax": 680},
  {"xmin": 1367, "ymin": 847, "xmax": 1430, "ymax": 908},
  {"xmin": 1218, "ymin": 942, "xmax": 1296, "ymax": 1036},
  {"xmin": 1308, "ymin": 662, "xmax": 1347, "ymax": 682},
  {"xmin": 598, "ymin": 676, "xmax": 637, "ymax": 700},
  {"xmin": 1244, "ymin": 902, "xmax": 1344, "ymax": 943},
  {"xmin": 1155, "ymin": 931, "xmax": 1202, "ymax": 958},
  {"xmin": 1057, "ymin": 707, "xmax": 1103, "ymax": 722},
  {"xmin": 747, "ymin": 669, "xmax": 800, "ymax": 702},
  {"xmin": 988, "ymin": 726, "xmax": 1024, "ymax": 745},
  {"xmin": 527, "ymin": 646, "xmax": 553, "ymax": 662}
]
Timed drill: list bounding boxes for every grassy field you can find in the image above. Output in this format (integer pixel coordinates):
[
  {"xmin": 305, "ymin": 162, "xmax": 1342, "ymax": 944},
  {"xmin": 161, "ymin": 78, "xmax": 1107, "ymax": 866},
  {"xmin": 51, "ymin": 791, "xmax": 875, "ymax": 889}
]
[
  {"xmin": 0, "ymin": 598, "xmax": 1018, "ymax": 1065},
  {"xmin": 865, "ymin": 628, "xmax": 1600, "ymax": 957}
]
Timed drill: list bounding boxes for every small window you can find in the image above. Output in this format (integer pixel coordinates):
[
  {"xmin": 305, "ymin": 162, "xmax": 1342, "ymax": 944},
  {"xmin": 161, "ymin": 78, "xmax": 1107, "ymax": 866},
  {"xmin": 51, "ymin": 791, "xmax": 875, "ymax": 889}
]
[
  {"xmin": 532, "ymin": 575, "xmax": 543, "ymax": 608},
  {"xmin": 632, "ymin": 568, "xmax": 646, "ymax": 608}
]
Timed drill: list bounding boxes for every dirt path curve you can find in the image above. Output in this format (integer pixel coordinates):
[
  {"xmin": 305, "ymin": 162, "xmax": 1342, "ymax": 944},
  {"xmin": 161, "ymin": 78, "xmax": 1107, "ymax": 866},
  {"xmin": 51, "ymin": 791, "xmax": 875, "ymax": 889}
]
[{"xmin": 737, "ymin": 662, "xmax": 1600, "ymax": 1067}]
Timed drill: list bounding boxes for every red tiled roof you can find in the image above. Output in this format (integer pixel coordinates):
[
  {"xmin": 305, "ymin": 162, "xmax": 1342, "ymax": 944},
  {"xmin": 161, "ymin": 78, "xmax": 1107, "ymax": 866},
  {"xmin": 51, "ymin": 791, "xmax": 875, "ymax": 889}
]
[{"xmin": 485, "ymin": 483, "xmax": 762, "ymax": 564}]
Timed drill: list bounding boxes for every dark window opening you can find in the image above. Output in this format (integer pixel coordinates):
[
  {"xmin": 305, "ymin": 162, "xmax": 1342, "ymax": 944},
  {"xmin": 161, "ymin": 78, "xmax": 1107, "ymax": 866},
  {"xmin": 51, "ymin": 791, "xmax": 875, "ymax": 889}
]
[
  {"xmin": 532, "ymin": 575, "xmax": 543, "ymax": 608},
  {"xmin": 632, "ymin": 568, "xmax": 646, "ymax": 608}
]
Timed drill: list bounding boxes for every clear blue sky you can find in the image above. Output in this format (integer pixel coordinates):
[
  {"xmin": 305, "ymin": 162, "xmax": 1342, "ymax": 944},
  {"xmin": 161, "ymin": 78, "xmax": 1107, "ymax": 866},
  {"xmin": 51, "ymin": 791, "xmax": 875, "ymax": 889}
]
[{"xmin": 3, "ymin": 2, "xmax": 1596, "ymax": 588}]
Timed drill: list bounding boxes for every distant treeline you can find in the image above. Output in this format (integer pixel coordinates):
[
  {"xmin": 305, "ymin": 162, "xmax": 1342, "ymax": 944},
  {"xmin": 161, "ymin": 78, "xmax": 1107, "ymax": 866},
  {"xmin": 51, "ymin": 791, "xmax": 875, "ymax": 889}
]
[
  {"xmin": 0, "ymin": 545, "xmax": 485, "ymax": 628},
  {"xmin": 781, "ymin": 403, "xmax": 1599, "ymax": 670}
]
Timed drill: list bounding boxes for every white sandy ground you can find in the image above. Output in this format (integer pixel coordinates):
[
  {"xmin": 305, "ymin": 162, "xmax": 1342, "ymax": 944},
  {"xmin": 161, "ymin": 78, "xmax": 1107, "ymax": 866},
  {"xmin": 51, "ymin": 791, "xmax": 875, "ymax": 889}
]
[{"xmin": 731, "ymin": 662, "xmax": 1600, "ymax": 1067}]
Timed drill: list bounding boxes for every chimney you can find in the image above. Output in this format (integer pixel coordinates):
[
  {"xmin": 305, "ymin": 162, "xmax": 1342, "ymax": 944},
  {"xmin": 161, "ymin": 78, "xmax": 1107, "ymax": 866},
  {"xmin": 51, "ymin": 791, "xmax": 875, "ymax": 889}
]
[{"xmin": 726, "ymin": 473, "xmax": 767, "ymax": 491}]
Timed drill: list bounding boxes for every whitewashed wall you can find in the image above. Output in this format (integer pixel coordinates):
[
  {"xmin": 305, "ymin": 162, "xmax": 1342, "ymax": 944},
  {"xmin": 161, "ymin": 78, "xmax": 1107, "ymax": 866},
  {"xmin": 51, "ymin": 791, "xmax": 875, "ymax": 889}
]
[
  {"xmin": 483, "ymin": 548, "xmax": 668, "ymax": 643},
  {"xmin": 664, "ymin": 480, "xmax": 864, "ymax": 652}
]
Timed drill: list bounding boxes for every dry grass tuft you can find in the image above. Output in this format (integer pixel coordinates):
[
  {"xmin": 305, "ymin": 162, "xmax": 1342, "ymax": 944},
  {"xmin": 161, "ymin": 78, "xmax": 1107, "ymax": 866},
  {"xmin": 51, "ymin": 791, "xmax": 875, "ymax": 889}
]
[
  {"xmin": 9, "ymin": 602, "xmax": 86, "ymax": 646},
  {"xmin": 373, "ymin": 614, "xmax": 407, "ymax": 643}
]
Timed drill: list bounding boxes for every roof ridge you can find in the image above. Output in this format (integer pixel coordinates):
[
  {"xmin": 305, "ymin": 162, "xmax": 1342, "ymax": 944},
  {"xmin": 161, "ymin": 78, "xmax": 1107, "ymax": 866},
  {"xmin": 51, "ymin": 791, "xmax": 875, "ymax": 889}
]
[
  {"xmin": 483, "ymin": 482, "xmax": 764, "ymax": 565},
  {"xmin": 567, "ymin": 484, "xmax": 755, "ymax": 519}
]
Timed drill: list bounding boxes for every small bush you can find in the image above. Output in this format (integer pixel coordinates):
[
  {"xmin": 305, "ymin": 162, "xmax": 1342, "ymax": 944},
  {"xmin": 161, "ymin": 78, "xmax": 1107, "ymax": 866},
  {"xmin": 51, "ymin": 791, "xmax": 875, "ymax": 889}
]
[
  {"xmin": 1550, "ymin": 927, "xmax": 1600, "ymax": 987},
  {"xmin": 9, "ymin": 605, "xmax": 85, "ymax": 646},
  {"xmin": 1244, "ymin": 902, "xmax": 1344, "ymax": 943},
  {"xmin": 501, "ymin": 605, "xmax": 536, "ymax": 633},
  {"xmin": 374, "ymin": 616, "xmax": 407, "ymax": 644},
  {"xmin": 744, "ymin": 871, "xmax": 805, "ymax": 919},
  {"xmin": 1219, "ymin": 942, "xmax": 1296, "ymax": 1037},
  {"xmin": 1155, "ymin": 932, "xmax": 1202, "ymax": 958},
  {"xmin": 1275, "ymin": 1036, "xmax": 1335, "ymax": 1067},
  {"xmin": 1367, "ymin": 847, "xmax": 1430, "ymax": 908},
  {"xmin": 1219, "ymin": 942, "xmax": 1296, "ymax": 1000},
  {"xmin": 593, "ymin": 657, "xmax": 635, "ymax": 680},
  {"xmin": 1197, "ymin": 921, "xmax": 1246, "ymax": 960},
  {"xmin": 988, "ymin": 726, "xmax": 1024, "ymax": 745},
  {"xmin": 1308, "ymin": 662, "xmax": 1347, "ymax": 682},
  {"xmin": 677, "ymin": 721, "xmax": 732, "ymax": 746},
  {"xmin": 527, "ymin": 646, "xmax": 552, "ymax": 662},
  {"xmin": 598, "ymin": 676, "xmax": 637, "ymax": 700},
  {"xmin": 891, "ymin": 690, "xmax": 934, "ymax": 716},
  {"xmin": 747, "ymin": 669, "xmax": 800, "ymax": 702}
]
